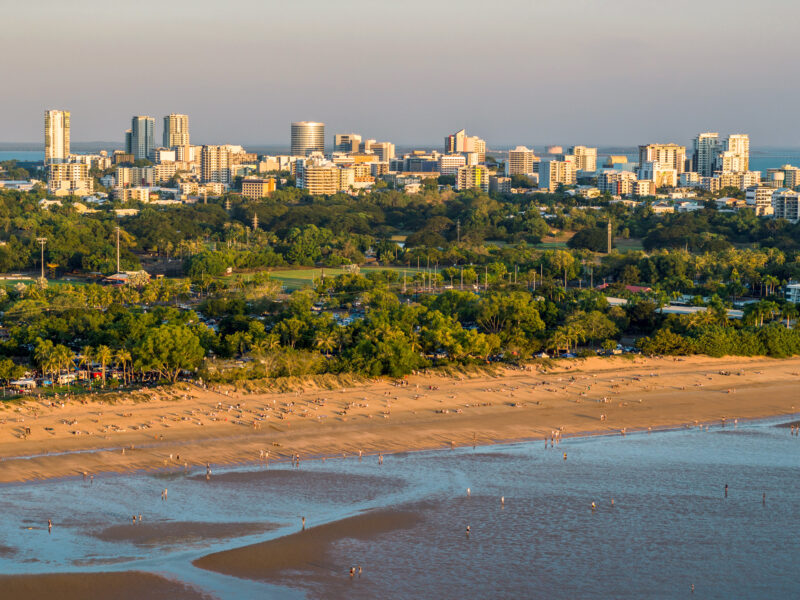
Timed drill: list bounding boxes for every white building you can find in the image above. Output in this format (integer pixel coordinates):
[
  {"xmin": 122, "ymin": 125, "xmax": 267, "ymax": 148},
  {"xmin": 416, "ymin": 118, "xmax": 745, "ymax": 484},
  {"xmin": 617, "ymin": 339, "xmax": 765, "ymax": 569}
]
[
  {"xmin": 438, "ymin": 154, "xmax": 467, "ymax": 176},
  {"xmin": 539, "ymin": 160, "xmax": 576, "ymax": 191},
  {"xmin": 745, "ymin": 186, "xmax": 775, "ymax": 216},
  {"xmin": 506, "ymin": 146, "xmax": 537, "ymax": 176},
  {"xmin": 569, "ymin": 146, "xmax": 597, "ymax": 173},
  {"xmin": 455, "ymin": 165, "xmax": 489, "ymax": 192}
]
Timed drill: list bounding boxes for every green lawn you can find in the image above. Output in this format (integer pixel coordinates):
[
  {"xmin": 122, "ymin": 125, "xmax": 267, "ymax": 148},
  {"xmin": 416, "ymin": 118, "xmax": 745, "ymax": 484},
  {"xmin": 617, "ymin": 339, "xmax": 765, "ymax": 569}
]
[{"xmin": 268, "ymin": 266, "xmax": 427, "ymax": 290}]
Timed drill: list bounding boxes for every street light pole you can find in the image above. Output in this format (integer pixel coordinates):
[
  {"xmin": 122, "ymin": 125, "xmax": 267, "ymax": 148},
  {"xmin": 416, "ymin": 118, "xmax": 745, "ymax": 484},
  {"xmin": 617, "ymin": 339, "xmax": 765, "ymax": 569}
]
[
  {"xmin": 115, "ymin": 226, "xmax": 121, "ymax": 273},
  {"xmin": 36, "ymin": 237, "xmax": 47, "ymax": 280}
]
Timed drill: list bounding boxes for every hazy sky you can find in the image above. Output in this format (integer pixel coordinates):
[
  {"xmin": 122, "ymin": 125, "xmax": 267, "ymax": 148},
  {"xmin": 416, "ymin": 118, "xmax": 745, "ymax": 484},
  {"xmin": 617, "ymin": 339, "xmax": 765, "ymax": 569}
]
[{"xmin": 3, "ymin": 0, "xmax": 799, "ymax": 148}]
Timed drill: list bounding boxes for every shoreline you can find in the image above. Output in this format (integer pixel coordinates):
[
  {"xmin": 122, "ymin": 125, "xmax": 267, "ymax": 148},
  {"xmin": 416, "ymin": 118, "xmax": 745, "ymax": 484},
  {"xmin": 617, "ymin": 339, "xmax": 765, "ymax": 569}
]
[{"xmin": 0, "ymin": 355, "xmax": 798, "ymax": 484}]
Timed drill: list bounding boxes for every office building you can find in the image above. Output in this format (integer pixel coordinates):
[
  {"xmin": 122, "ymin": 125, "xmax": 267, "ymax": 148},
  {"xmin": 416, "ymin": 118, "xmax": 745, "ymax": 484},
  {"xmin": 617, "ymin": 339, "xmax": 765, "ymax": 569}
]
[
  {"xmin": 456, "ymin": 165, "xmax": 489, "ymax": 192},
  {"xmin": 44, "ymin": 109, "xmax": 70, "ymax": 166},
  {"xmin": 638, "ymin": 143, "xmax": 687, "ymax": 174},
  {"xmin": 444, "ymin": 129, "xmax": 486, "ymax": 162},
  {"xmin": 163, "ymin": 114, "xmax": 190, "ymax": 148},
  {"xmin": 291, "ymin": 121, "xmax": 325, "ymax": 156},
  {"xmin": 489, "ymin": 176, "xmax": 512, "ymax": 193},
  {"xmin": 370, "ymin": 142, "xmax": 395, "ymax": 162},
  {"xmin": 125, "ymin": 116, "xmax": 155, "ymax": 161},
  {"xmin": 506, "ymin": 146, "xmax": 537, "ymax": 176},
  {"xmin": 333, "ymin": 133, "xmax": 361, "ymax": 153},
  {"xmin": 201, "ymin": 145, "xmax": 231, "ymax": 184},
  {"xmin": 539, "ymin": 160, "xmax": 576, "ymax": 191},
  {"xmin": 598, "ymin": 170, "xmax": 637, "ymax": 196},
  {"xmin": 569, "ymin": 146, "xmax": 597, "ymax": 173}
]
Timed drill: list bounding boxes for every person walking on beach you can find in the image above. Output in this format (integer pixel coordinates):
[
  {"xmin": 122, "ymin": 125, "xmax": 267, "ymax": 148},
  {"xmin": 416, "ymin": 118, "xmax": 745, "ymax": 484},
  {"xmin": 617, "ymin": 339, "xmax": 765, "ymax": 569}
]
[
  {"xmin": 724, "ymin": 484, "xmax": 728, "ymax": 498},
  {"xmin": 48, "ymin": 519, "xmax": 52, "ymax": 533},
  {"xmin": 302, "ymin": 516, "xmax": 306, "ymax": 530},
  {"xmin": 132, "ymin": 515, "xmax": 136, "ymax": 525},
  {"xmin": 563, "ymin": 452, "xmax": 567, "ymax": 461},
  {"xmin": 358, "ymin": 566, "xmax": 362, "ymax": 577},
  {"xmin": 350, "ymin": 567, "xmax": 355, "ymax": 578},
  {"xmin": 466, "ymin": 525, "xmax": 470, "ymax": 537}
]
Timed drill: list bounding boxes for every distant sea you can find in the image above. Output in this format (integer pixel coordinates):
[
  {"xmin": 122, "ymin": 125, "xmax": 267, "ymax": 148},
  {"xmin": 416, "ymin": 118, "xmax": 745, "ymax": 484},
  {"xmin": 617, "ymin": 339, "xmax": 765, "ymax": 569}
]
[{"xmin": 0, "ymin": 150, "xmax": 44, "ymax": 162}]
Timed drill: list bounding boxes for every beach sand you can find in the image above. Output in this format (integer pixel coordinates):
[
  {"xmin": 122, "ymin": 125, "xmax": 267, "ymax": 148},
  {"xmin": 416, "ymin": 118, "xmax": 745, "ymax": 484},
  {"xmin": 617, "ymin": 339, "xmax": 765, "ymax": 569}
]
[
  {"xmin": 0, "ymin": 355, "xmax": 797, "ymax": 483},
  {"xmin": 193, "ymin": 508, "xmax": 422, "ymax": 596},
  {"xmin": 0, "ymin": 571, "xmax": 214, "ymax": 600}
]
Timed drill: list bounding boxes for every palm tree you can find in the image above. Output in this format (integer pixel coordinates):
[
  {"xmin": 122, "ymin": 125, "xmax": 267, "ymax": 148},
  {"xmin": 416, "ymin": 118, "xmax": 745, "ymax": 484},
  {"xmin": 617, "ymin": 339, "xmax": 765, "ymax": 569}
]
[
  {"xmin": 315, "ymin": 331, "xmax": 336, "ymax": 357},
  {"xmin": 78, "ymin": 346, "xmax": 93, "ymax": 386},
  {"xmin": 780, "ymin": 303, "xmax": 798, "ymax": 328},
  {"xmin": 95, "ymin": 345, "xmax": 112, "ymax": 385},
  {"xmin": 115, "ymin": 349, "xmax": 132, "ymax": 386}
]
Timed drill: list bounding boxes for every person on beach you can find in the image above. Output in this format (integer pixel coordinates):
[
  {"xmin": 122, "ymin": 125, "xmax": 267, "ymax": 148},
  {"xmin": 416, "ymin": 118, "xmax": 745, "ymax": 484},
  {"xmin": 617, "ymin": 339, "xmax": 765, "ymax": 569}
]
[
  {"xmin": 763, "ymin": 492, "xmax": 766, "ymax": 505},
  {"xmin": 563, "ymin": 452, "xmax": 567, "ymax": 461},
  {"xmin": 467, "ymin": 487, "xmax": 470, "ymax": 497},
  {"xmin": 501, "ymin": 496, "xmax": 504, "ymax": 506},
  {"xmin": 132, "ymin": 515, "xmax": 136, "ymax": 525},
  {"xmin": 724, "ymin": 484, "xmax": 728, "ymax": 498},
  {"xmin": 591, "ymin": 502, "xmax": 596, "ymax": 512},
  {"xmin": 358, "ymin": 566, "xmax": 362, "ymax": 577},
  {"xmin": 48, "ymin": 519, "xmax": 52, "ymax": 533},
  {"xmin": 302, "ymin": 516, "xmax": 306, "ymax": 530},
  {"xmin": 466, "ymin": 525, "xmax": 470, "ymax": 536},
  {"xmin": 350, "ymin": 567, "xmax": 355, "ymax": 578}
]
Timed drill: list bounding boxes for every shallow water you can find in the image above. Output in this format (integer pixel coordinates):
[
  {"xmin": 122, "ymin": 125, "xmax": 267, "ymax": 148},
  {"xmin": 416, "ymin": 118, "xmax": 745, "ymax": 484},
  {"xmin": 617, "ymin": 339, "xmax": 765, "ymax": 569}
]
[{"xmin": 0, "ymin": 417, "xmax": 798, "ymax": 599}]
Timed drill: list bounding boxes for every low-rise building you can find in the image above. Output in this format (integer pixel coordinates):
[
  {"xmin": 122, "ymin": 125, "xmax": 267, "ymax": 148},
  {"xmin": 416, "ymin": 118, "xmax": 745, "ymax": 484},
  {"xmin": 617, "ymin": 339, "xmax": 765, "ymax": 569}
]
[
  {"xmin": 455, "ymin": 165, "xmax": 489, "ymax": 192},
  {"xmin": 772, "ymin": 189, "xmax": 800, "ymax": 222},
  {"xmin": 745, "ymin": 186, "xmax": 776, "ymax": 216},
  {"xmin": 241, "ymin": 177, "xmax": 277, "ymax": 198}
]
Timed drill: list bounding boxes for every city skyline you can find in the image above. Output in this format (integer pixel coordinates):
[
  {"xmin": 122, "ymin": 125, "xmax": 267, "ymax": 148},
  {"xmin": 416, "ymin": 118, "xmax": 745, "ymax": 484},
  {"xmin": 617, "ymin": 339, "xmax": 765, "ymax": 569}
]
[{"xmin": 2, "ymin": 0, "xmax": 799, "ymax": 146}]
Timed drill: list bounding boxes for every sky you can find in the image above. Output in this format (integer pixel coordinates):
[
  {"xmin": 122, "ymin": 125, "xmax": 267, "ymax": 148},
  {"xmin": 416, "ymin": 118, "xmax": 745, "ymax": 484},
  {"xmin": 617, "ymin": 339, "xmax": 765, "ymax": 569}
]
[{"xmin": 2, "ymin": 0, "xmax": 799, "ymax": 149}]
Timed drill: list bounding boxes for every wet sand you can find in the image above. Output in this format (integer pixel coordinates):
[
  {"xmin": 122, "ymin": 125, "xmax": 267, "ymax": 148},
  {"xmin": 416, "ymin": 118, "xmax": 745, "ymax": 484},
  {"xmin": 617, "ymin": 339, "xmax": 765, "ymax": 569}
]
[
  {"xmin": 193, "ymin": 508, "xmax": 422, "ymax": 594},
  {"xmin": 0, "ymin": 355, "xmax": 797, "ymax": 483},
  {"xmin": 0, "ymin": 571, "xmax": 214, "ymax": 600},
  {"xmin": 92, "ymin": 521, "xmax": 279, "ymax": 548}
]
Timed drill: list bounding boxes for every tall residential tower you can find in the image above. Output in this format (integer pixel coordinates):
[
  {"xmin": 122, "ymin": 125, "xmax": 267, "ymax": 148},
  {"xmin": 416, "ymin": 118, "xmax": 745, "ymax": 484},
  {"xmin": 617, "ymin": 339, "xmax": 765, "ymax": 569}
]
[
  {"xmin": 126, "ymin": 116, "xmax": 155, "ymax": 161},
  {"xmin": 44, "ymin": 109, "xmax": 70, "ymax": 166},
  {"xmin": 163, "ymin": 114, "xmax": 190, "ymax": 148}
]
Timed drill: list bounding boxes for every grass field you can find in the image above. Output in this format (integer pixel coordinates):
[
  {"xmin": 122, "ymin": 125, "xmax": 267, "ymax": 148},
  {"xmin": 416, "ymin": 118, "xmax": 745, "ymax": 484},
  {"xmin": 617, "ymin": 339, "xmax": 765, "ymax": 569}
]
[{"xmin": 267, "ymin": 266, "xmax": 426, "ymax": 290}]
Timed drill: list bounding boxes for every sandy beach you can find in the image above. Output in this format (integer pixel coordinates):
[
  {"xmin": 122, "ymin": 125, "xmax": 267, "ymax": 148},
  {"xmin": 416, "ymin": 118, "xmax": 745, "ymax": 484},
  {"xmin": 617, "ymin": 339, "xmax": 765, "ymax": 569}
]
[
  {"xmin": 0, "ymin": 355, "xmax": 798, "ymax": 483},
  {"xmin": 0, "ymin": 571, "xmax": 214, "ymax": 600}
]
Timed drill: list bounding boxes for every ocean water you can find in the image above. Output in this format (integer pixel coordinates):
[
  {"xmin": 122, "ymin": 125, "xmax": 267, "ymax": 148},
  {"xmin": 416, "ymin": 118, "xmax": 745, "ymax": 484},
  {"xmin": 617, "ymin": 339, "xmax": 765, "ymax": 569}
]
[
  {"xmin": 0, "ymin": 151, "xmax": 44, "ymax": 162},
  {"xmin": 0, "ymin": 417, "xmax": 798, "ymax": 599}
]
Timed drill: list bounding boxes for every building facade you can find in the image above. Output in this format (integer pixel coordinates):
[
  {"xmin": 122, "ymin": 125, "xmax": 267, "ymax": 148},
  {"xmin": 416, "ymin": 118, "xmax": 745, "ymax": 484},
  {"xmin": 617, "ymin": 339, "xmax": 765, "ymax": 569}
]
[
  {"xmin": 291, "ymin": 121, "xmax": 325, "ymax": 156},
  {"xmin": 456, "ymin": 165, "xmax": 489, "ymax": 192},
  {"xmin": 506, "ymin": 146, "xmax": 537, "ymax": 175},
  {"xmin": 638, "ymin": 143, "xmax": 687, "ymax": 174},
  {"xmin": 44, "ymin": 109, "xmax": 70, "ymax": 166},
  {"xmin": 126, "ymin": 116, "xmax": 155, "ymax": 161},
  {"xmin": 163, "ymin": 113, "xmax": 190, "ymax": 148},
  {"xmin": 569, "ymin": 146, "xmax": 597, "ymax": 172},
  {"xmin": 539, "ymin": 160, "xmax": 576, "ymax": 191},
  {"xmin": 201, "ymin": 145, "xmax": 231, "ymax": 184}
]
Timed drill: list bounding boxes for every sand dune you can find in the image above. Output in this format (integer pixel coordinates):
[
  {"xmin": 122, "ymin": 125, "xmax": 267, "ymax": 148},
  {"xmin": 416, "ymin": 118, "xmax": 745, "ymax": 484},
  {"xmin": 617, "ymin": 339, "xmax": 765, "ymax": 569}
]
[{"xmin": 0, "ymin": 355, "xmax": 797, "ymax": 483}]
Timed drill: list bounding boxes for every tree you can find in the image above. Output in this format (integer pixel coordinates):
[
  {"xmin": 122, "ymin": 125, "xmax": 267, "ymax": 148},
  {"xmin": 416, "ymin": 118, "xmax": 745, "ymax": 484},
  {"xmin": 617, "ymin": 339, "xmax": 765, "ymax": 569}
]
[
  {"xmin": 134, "ymin": 324, "xmax": 204, "ymax": 382},
  {"xmin": 115, "ymin": 349, "xmax": 132, "ymax": 385},
  {"xmin": 96, "ymin": 345, "xmax": 112, "ymax": 385},
  {"xmin": 568, "ymin": 227, "xmax": 610, "ymax": 252}
]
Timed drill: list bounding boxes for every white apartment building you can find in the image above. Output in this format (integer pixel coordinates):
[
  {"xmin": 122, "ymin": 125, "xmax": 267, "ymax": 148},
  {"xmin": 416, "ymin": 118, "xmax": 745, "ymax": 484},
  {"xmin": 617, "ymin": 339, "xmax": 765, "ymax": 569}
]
[
  {"xmin": 201, "ymin": 145, "xmax": 231, "ymax": 184},
  {"xmin": 163, "ymin": 114, "xmax": 190, "ymax": 148},
  {"xmin": 638, "ymin": 161, "xmax": 677, "ymax": 188},
  {"xmin": 506, "ymin": 146, "xmax": 537, "ymax": 176},
  {"xmin": 44, "ymin": 109, "xmax": 70, "ymax": 166},
  {"xmin": 445, "ymin": 129, "xmax": 486, "ymax": 162},
  {"xmin": 439, "ymin": 154, "xmax": 467, "ymax": 176},
  {"xmin": 772, "ymin": 189, "xmax": 800, "ymax": 223},
  {"xmin": 569, "ymin": 146, "xmax": 597, "ymax": 172},
  {"xmin": 539, "ymin": 160, "xmax": 576, "ymax": 191},
  {"xmin": 745, "ymin": 186, "xmax": 776, "ymax": 216},
  {"xmin": 47, "ymin": 163, "xmax": 93, "ymax": 196},
  {"xmin": 693, "ymin": 132, "xmax": 720, "ymax": 177},
  {"xmin": 639, "ymin": 143, "xmax": 687, "ymax": 174}
]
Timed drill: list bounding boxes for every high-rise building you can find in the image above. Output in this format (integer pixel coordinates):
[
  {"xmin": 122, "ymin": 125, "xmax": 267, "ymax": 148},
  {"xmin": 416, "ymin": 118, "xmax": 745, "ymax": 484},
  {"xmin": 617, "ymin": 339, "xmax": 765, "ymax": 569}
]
[
  {"xmin": 369, "ymin": 142, "xmax": 395, "ymax": 162},
  {"xmin": 638, "ymin": 143, "xmax": 687, "ymax": 174},
  {"xmin": 539, "ymin": 160, "xmax": 576, "ymax": 191},
  {"xmin": 163, "ymin": 114, "xmax": 190, "ymax": 148},
  {"xmin": 201, "ymin": 145, "xmax": 231, "ymax": 184},
  {"xmin": 506, "ymin": 146, "xmax": 537, "ymax": 176},
  {"xmin": 333, "ymin": 133, "xmax": 361, "ymax": 153},
  {"xmin": 44, "ymin": 109, "xmax": 70, "ymax": 166},
  {"xmin": 456, "ymin": 165, "xmax": 489, "ymax": 192},
  {"xmin": 692, "ymin": 132, "xmax": 720, "ymax": 177},
  {"xmin": 126, "ymin": 116, "xmax": 155, "ymax": 161},
  {"xmin": 723, "ymin": 134, "xmax": 749, "ymax": 173},
  {"xmin": 745, "ymin": 186, "xmax": 775, "ymax": 216},
  {"xmin": 445, "ymin": 129, "xmax": 486, "ymax": 162},
  {"xmin": 638, "ymin": 161, "xmax": 677, "ymax": 188},
  {"xmin": 569, "ymin": 146, "xmax": 597, "ymax": 173},
  {"xmin": 291, "ymin": 121, "xmax": 325, "ymax": 156}
]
